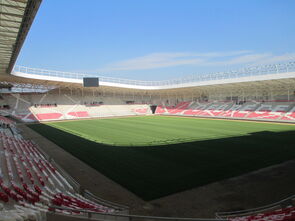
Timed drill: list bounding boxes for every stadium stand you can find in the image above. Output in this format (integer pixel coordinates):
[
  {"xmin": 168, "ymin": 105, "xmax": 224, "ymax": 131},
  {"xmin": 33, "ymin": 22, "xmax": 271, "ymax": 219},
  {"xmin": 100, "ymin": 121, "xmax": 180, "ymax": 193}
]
[
  {"xmin": 1, "ymin": 91, "xmax": 295, "ymax": 122},
  {"xmin": 0, "ymin": 0, "xmax": 293, "ymax": 219},
  {"xmin": 156, "ymin": 100, "xmax": 295, "ymax": 122},
  {"xmin": 216, "ymin": 195, "xmax": 295, "ymax": 221},
  {"xmin": 1, "ymin": 117, "xmax": 293, "ymax": 221},
  {"xmin": 1, "ymin": 89, "xmax": 293, "ymax": 221},
  {"xmin": 0, "ymin": 116, "xmax": 126, "ymax": 220},
  {"xmin": 229, "ymin": 207, "xmax": 295, "ymax": 221},
  {"xmin": 1, "ymin": 68, "xmax": 294, "ymax": 221},
  {"xmin": 0, "ymin": 93, "xmax": 152, "ymax": 122}
]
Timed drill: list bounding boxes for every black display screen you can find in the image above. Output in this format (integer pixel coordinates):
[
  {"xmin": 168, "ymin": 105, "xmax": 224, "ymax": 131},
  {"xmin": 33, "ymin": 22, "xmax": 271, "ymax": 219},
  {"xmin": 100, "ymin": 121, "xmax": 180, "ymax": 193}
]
[{"xmin": 83, "ymin": 77, "xmax": 99, "ymax": 87}]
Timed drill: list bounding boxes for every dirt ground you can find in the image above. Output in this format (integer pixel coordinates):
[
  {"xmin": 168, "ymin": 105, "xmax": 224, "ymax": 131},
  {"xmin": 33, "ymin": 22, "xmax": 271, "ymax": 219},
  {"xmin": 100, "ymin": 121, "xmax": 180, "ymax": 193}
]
[{"xmin": 18, "ymin": 123, "xmax": 295, "ymax": 218}]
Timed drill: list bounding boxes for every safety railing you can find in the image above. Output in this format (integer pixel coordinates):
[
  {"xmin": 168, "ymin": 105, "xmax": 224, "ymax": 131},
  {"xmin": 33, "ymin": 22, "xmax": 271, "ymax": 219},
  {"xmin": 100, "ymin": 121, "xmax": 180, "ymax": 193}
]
[
  {"xmin": 29, "ymin": 137, "xmax": 128, "ymax": 212},
  {"xmin": 215, "ymin": 194, "xmax": 295, "ymax": 219},
  {"xmin": 13, "ymin": 61, "xmax": 295, "ymax": 87},
  {"xmin": 49, "ymin": 206, "xmax": 227, "ymax": 221}
]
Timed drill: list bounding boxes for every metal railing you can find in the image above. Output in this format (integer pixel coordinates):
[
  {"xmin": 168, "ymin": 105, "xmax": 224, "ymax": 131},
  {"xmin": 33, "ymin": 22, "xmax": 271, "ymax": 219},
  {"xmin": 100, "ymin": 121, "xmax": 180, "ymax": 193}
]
[
  {"xmin": 83, "ymin": 190, "xmax": 129, "ymax": 211},
  {"xmin": 46, "ymin": 157, "xmax": 128, "ymax": 212},
  {"xmin": 49, "ymin": 206, "xmax": 227, "ymax": 221},
  {"xmin": 13, "ymin": 61, "xmax": 295, "ymax": 87},
  {"xmin": 28, "ymin": 137, "xmax": 128, "ymax": 212},
  {"xmin": 215, "ymin": 194, "xmax": 295, "ymax": 219}
]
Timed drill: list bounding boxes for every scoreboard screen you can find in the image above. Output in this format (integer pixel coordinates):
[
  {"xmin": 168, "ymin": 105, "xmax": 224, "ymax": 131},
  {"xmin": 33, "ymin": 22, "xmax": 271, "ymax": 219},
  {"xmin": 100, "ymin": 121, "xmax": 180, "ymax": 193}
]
[{"xmin": 83, "ymin": 77, "xmax": 99, "ymax": 87}]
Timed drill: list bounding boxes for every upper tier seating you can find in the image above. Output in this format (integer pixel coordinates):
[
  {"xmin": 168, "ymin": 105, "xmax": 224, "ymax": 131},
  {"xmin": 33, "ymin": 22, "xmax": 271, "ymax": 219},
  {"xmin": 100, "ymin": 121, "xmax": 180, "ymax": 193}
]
[{"xmin": 156, "ymin": 101, "xmax": 295, "ymax": 122}]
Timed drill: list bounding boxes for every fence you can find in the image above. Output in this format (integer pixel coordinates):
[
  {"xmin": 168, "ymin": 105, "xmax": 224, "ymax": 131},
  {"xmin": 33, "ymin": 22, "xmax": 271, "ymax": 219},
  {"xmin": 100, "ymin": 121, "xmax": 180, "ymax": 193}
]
[{"xmin": 13, "ymin": 61, "xmax": 295, "ymax": 87}]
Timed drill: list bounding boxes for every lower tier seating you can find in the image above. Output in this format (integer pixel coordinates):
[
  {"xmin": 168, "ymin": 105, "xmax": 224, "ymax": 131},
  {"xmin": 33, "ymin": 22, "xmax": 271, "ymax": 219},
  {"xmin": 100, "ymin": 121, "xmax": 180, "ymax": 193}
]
[
  {"xmin": 0, "ymin": 116, "xmax": 124, "ymax": 220},
  {"xmin": 229, "ymin": 206, "xmax": 295, "ymax": 221},
  {"xmin": 22, "ymin": 104, "xmax": 152, "ymax": 122},
  {"xmin": 0, "ymin": 93, "xmax": 153, "ymax": 122}
]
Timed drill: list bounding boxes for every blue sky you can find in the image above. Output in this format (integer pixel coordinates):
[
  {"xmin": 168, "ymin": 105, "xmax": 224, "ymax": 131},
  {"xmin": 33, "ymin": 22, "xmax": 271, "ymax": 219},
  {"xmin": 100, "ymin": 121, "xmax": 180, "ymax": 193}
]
[{"xmin": 16, "ymin": 0, "xmax": 295, "ymax": 80}]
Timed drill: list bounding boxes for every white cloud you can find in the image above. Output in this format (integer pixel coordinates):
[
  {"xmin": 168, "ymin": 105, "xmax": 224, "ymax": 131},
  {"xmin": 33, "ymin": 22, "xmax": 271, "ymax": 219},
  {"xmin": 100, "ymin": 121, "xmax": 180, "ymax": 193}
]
[
  {"xmin": 207, "ymin": 53, "xmax": 272, "ymax": 66},
  {"xmin": 254, "ymin": 53, "xmax": 295, "ymax": 64},
  {"xmin": 105, "ymin": 53, "xmax": 204, "ymax": 71},
  {"xmin": 99, "ymin": 51, "xmax": 295, "ymax": 72}
]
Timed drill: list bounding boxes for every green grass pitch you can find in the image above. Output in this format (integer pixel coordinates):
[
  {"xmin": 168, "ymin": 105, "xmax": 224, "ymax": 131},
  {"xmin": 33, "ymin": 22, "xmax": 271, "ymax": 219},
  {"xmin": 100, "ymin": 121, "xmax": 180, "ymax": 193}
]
[{"xmin": 28, "ymin": 116, "xmax": 295, "ymax": 200}]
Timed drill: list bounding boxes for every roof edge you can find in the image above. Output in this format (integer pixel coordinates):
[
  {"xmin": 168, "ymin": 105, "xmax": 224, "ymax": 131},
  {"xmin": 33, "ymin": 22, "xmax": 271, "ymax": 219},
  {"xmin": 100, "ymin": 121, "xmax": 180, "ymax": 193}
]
[{"xmin": 7, "ymin": 0, "xmax": 42, "ymax": 74}]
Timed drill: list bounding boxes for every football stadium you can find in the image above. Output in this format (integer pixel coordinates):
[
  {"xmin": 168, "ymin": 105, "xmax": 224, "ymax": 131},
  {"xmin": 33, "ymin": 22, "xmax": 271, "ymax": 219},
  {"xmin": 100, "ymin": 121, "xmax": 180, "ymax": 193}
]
[{"xmin": 0, "ymin": 1, "xmax": 295, "ymax": 221}]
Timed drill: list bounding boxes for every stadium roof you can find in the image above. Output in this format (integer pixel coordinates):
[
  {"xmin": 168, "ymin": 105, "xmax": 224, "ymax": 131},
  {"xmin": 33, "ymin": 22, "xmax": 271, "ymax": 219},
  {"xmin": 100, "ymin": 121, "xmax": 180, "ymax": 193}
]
[
  {"xmin": 0, "ymin": 62, "xmax": 293, "ymax": 97},
  {"xmin": 0, "ymin": 0, "xmax": 42, "ymax": 76},
  {"xmin": 8, "ymin": 62, "xmax": 295, "ymax": 91}
]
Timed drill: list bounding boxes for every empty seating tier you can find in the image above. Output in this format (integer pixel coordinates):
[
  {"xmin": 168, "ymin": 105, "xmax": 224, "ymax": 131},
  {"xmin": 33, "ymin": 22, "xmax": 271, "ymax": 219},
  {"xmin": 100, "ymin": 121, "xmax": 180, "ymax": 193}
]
[
  {"xmin": 0, "ymin": 116, "xmax": 123, "ymax": 220},
  {"xmin": 156, "ymin": 101, "xmax": 295, "ymax": 122},
  {"xmin": 229, "ymin": 206, "xmax": 295, "ymax": 221}
]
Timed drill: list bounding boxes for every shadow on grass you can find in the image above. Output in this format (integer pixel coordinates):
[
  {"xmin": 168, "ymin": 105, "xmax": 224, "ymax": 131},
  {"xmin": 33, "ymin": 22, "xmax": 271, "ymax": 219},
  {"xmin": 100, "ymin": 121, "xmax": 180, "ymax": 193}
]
[{"xmin": 28, "ymin": 123, "xmax": 295, "ymax": 201}]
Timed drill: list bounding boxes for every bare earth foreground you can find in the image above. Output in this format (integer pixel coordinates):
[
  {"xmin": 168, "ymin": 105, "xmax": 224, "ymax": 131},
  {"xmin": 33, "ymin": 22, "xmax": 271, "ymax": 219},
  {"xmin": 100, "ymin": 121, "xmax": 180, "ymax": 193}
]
[{"xmin": 19, "ymin": 123, "xmax": 295, "ymax": 218}]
